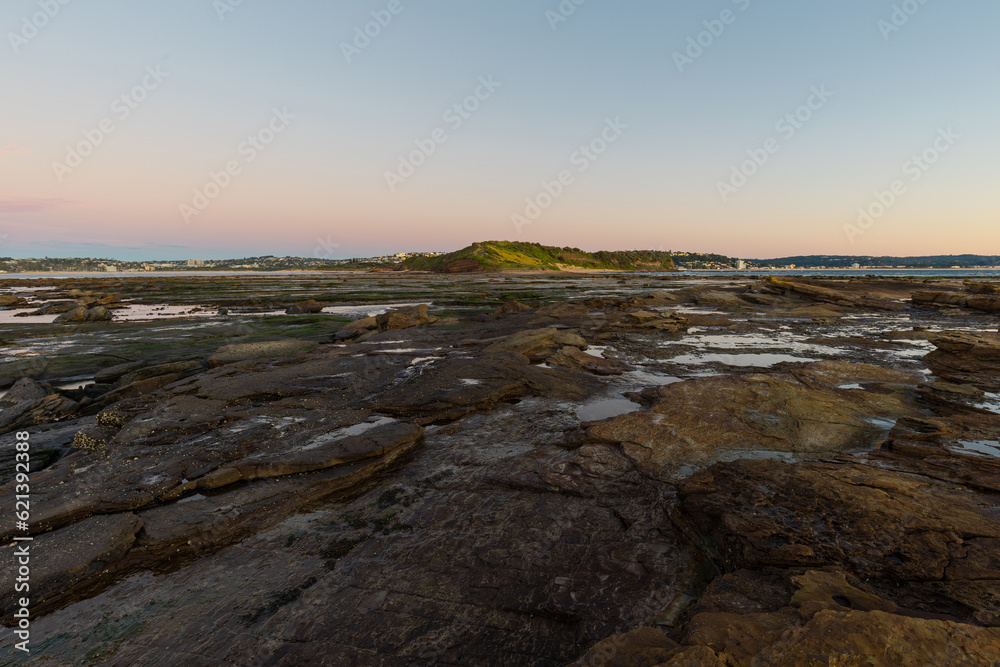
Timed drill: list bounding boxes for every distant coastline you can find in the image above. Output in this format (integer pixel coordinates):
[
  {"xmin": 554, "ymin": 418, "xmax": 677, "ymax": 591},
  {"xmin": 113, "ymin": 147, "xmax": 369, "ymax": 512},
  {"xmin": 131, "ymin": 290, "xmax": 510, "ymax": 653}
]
[{"xmin": 3, "ymin": 241, "xmax": 1000, "ymax": 275}]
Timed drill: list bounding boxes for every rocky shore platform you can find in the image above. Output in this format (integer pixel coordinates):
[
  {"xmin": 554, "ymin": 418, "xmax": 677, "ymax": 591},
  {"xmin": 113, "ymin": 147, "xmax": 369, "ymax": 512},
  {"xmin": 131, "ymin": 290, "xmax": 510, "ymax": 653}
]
[{"xmin": 2, "ymin": 273, "xmax": 1000, "ymax": 665}]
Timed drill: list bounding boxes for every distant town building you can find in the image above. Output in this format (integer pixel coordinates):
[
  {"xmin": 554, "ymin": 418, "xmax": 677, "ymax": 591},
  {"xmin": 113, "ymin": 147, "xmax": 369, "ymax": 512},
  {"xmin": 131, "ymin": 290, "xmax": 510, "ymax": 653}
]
[
  {"xmin": 851, "ymin": 263, "xmax": 861, "ymax": 269},
  {"xmin": 187, "ymin": 259, "xmax": 205, "ymax": 267},
  {"xmin": 735, "ymin": 260, "xmax": 746, "ymax": 270},
  {"xmin": 103, "ymin": 265, "xmax": 118, "ymax": 272}
]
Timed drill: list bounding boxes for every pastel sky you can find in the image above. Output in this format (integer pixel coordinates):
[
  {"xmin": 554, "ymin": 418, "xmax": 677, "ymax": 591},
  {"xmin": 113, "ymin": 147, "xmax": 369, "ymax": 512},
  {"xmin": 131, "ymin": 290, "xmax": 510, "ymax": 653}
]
[{"xmin": 1, "ymin": 0, "xmax": 998, "ymax": 261}]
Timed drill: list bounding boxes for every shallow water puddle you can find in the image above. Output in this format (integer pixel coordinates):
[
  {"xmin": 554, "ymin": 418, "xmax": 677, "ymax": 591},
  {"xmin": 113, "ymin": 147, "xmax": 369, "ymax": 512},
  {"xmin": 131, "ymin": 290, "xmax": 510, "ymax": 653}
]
[
  {"xmin": 55, "ymin": 379, "xmax": 96, "ymax": 391},
  {"xmin": 975, "ymin": 393, "xmax": 1000, "ymax": 415},
  {"xmin": 672, "ymin": 306, "xmax": 728, "ymax": 316},
  {"xmin": 890, "ymin": 346, "xmax": 933, "ymax": 359},
  {"xmin": 668, "ymin": 352, "xmax": 816, "ymax": 368},
  {"xmin": 867, "ymin": 417, "xmax": 898, "ymax": 435},
  {"xmin": 956, "ymin": 440, "xmax": 1000, "ymax": 457},
  {"xmin": 301, "ymin": 416, "xmax": 398, "ymax": 451},
  {"xmin": 577, "ymin": 398, "xmax": 642, "ymax": 422},
  {"xmin": 0, "ymin": 301, "xmax": 435, "ymax": 325},
  {"xmin": 626, "ymin": 368, "xmax": 683, "ymax": 386},
  {"xmin": 675, "ymin": 332, "xmax": 843, "ymax": 357}
]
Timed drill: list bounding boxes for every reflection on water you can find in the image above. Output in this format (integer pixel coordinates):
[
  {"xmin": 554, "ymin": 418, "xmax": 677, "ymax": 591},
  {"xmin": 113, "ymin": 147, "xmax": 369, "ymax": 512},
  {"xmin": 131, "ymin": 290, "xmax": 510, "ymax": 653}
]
[
  {"xmin": 956, "ymin": 440, "xmax": 1000, "ymax": 457},
  {"xmin": 0, "ymin": 301, "xmax": 434, "ymax": 325},
  {"xmin": 300, "ymin": 416, "xmax": 399, "ymax": 451},
  {"xmin": 975, "ymin": 394, "xmax": 1000, "ymax": 415},
  {"xmin": 669, "ymin": 352, "xmax": 816, "ymax": 368},
  {"xmin": 577, "ymin": 398, "xmax": 641, "ymax": 422},
  {"xmin": 676, "ymin": 333, "xmax": 839, "ymax": 355}
]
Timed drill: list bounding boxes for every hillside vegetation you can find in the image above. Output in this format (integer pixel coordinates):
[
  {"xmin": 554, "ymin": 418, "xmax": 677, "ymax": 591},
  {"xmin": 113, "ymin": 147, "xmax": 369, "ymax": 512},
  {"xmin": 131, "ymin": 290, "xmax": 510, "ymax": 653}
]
[{"xmin": 400, "ymin": 241, "xmax": 677, "ymax": 273}]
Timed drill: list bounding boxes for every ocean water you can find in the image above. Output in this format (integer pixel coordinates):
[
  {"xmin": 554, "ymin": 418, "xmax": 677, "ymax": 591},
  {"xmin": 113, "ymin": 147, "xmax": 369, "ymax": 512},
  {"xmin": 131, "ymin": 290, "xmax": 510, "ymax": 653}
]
[
  {"xmin": 0, "ymin": 271, "xmax": 357, "ymax": 280},
  {"xmin": 666, "ymin": 269, "xmax": 1000, "ymax": 278},
  {"xmin": 1, "ymin": 269, "xmax": 999, "ymax": 280}
]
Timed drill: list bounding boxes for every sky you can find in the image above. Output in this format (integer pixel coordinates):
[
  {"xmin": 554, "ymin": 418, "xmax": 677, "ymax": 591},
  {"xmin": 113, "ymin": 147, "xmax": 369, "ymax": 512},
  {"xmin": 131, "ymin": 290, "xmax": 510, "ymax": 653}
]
[{"xmin": 1, "ymin": 0, "xmax": 998, "ymax": 261}]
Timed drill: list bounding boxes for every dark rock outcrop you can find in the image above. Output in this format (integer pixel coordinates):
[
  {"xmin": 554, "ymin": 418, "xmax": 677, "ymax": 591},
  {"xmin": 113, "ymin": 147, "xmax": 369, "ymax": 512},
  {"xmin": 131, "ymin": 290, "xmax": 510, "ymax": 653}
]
[
  {"xmin": 926, "ymin": 331, "xmax": 1000, "ymax": 391},
  {"xmin": 54, "ymin": 305, "xmax": 114, "ymax": 323},
  {"xmin": 285, "ymin": 299, "xmax": 324, "ymax": 314}
]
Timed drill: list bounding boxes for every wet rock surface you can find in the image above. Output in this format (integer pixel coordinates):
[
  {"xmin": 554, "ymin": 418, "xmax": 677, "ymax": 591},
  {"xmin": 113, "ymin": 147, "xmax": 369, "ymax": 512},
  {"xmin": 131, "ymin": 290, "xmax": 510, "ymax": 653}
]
[
  {"xmin": 588, "ymin": 362, "xmax": 920, "ymax": 480},
  {"xmin": 284, "ymin": 299, "xmax": 325, "ymax": 314},
  {"xmin": 1, "ymin": 274, "xmax": 1000, "ymax": 665}
]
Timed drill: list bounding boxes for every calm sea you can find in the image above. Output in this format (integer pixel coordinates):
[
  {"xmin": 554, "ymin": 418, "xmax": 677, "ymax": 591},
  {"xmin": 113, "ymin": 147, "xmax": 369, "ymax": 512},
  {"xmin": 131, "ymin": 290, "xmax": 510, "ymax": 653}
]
[
  {"xmin": 667, "ymin": 269, "xmax": 1000, "ymax": 278},
  {"xmin": 0, "ymin": 271, "xmax": 360, "ymax": 280}
]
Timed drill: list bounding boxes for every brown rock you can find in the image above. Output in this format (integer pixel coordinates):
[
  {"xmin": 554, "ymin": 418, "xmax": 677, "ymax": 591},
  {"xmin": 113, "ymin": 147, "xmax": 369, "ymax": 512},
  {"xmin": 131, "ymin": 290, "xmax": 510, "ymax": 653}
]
[
  {"xmin": 334, "ymin": 315, "xmax": 379, "ymax": 340},
  {"xmin": 54, "ymin": 305, "xmax": 114, "ymax": 323},
  {"xmin": 758, "ymin": 609, "xmax": 1000, "ymax": 666},
  {"xmin": 0, "ymin": 378, "xmax": 79, "ymax": 432},
  {"xmin": 694, "ymin": 291, "xmax": 749, "ymax": 310},
  {"xmin": 676, "ymin": 565, "xmax": 1000, "ymax": 666},
  {"xmin": 208, "ymin": 340, "xmax": 315, "ymax": 367},
  {"xmin": 493, "ymin": 300, "xmax": 533, "ymax": 315},
  {"xmin": 117, "ymin": 360, "xmax": 202, "ymax": 386},
  {"xmin": 912, "ymin": 290, "xmax": 971, "ymax": 307},
  {"xmin": 0, "ymin": 295, "xmax": 26, "ymax": 308},
  {"xmin": 393, "ymin": 303, "xmax": 433, "ymax": 323},
  {"xmin": 483, "ymin": 327, "xmax": 588, "ymax": 363},
  {"xmin": 588, "ymin": 369, "xmax": 907, "ymax": 479},
  {"xmin": 28, "ymin": 300, "xmax": 80, "ymax": 315},
  {"xmin": 93, "ymin": 360, "xmax": 145, "ymax": 384},
  {"xmin": 285, "ymin": 299, "xmax": 324, "ymax": 314},
  {"xmin": 376, "ymin": 311, "xmax": 421, "ymax": 331},
  {"xmin": 679, "ymin": 459, "xmax": 1000, "ymax": 612},
  {"xmin": 0, "ymin": 513, "xmax": 143, "ymax": 618},
  {"xmin": 926, "ymin": 331, "xmax": 1000, "ymax": 391},
  {"xmin": 548, "ymin": 346, "xmax": 631, "ymax": 375},
  {"xmin": 207, "ymin": 421, "xmax": 423, "ymax": 485},
  {"xmin": 657, "ymin": 645, "xmax": 727, "ymax": 666},
  {"xmin": 374, "ymin": 304, "xmax": 436, "ymax": 331},
  {"xmin": 569, "ymin": 627, "xmax": 680, "ymax": 667},
  {"xmin": 966, "ymin": 295, "xmax": 1000, "ymax": 313}
]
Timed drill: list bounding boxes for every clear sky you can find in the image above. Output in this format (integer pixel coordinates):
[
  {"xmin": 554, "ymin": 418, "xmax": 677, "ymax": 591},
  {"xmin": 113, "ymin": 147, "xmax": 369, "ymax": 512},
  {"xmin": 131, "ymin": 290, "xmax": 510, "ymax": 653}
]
[{"xmin": 1, "ymin": 0, "xmax": 998, "ymax": 261}]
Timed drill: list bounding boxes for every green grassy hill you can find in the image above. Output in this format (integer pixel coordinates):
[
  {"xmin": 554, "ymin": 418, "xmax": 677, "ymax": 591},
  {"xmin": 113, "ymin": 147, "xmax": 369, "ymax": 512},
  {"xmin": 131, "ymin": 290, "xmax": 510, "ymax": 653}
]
[{"xmin": 401, "ymin": 241, "xmax": 678, "ymax": 273}]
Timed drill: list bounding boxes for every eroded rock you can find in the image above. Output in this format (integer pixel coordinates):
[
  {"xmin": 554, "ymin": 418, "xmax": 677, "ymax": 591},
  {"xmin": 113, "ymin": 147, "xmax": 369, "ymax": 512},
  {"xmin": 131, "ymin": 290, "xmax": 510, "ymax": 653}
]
[
  {"xmin": 588, "ymin": 364, "xmax": 917, "ymax": 479},
  {"xmin": 0, "ymin": 513, "xmax": 142, "ymax": 618},
  {"xmin": 208, "ymin": 339, "xmax": 316, "ymax": 367},
  {"xmin": 926, "ymin": 331, "xmax": 1000, "ymax": 391},
  {"xmin": 285, "ymin": 299, "xmax": 324, "ymax": 314},
  {"xmin": 54, "ymin": 305, "xmax": 114, "ymax": 323}
]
